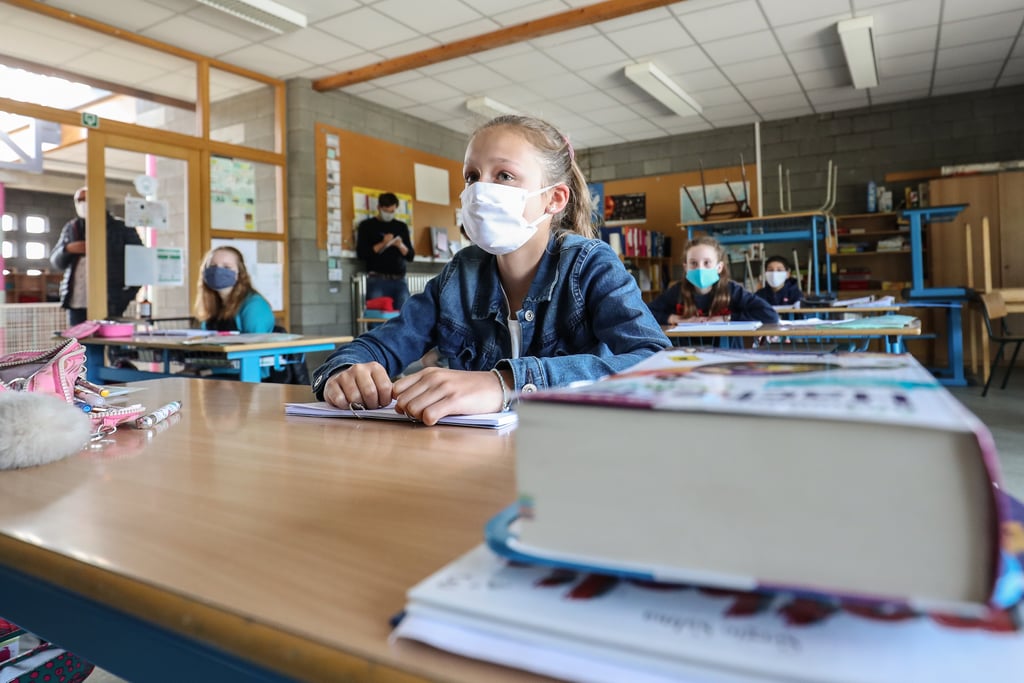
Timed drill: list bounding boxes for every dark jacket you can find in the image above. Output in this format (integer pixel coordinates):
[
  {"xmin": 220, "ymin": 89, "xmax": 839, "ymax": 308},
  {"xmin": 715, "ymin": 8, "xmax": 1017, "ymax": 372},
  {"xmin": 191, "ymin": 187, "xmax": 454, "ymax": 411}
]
[
  {"xmin": 49, "ymin": 212, "xmax": 143, "ymax": 317},
  {"xmin": 648, "ymin": 280, "xmax": 780, "ymax": 324},
  {"xmin": 755, "ymin": 277, "xmax": 804, "ymax": 306},
  {"xmin": 356, "ymin": 216, "xmax": 415, "ymax": 276}
]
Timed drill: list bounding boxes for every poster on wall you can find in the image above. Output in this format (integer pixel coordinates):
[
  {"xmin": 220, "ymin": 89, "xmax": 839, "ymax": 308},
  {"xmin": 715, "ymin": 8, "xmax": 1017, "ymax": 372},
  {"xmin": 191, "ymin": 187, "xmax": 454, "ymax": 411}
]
[
  {"xmin": 210, "ymin": 156, "xmax": 256, "ymax": 231},
  {"xmin": 604, "ymin": 193, "xmax": 646, "ymax": 226},
  {"xmin": 587, "ymin": 182, "xmax": 604, "ymax": 228}
]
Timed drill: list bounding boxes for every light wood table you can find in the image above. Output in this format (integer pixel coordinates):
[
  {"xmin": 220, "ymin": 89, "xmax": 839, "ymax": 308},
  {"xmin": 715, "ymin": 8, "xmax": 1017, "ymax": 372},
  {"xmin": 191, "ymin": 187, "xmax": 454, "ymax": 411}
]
[
  {"xmin": 80, "ymin": 334, "xmax": 353, "ymax": 383},
  {"xmin": 665, "ymin": 320, "xmax": 922, "ymax": 354},
  {"xmin": 0, "ymin": 378, "xmax": 546, "ymax": 682}
]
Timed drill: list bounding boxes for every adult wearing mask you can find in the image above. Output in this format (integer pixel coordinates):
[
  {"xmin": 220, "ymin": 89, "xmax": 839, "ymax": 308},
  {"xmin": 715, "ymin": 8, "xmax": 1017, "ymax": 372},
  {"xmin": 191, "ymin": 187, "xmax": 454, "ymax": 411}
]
[
  {"xmin": 49, "ymin": 187, "xmax": 143, "ymax": 325},
  {"xmin": 356, "ymin": 192, "xmax": 415, "ymax": 311}
]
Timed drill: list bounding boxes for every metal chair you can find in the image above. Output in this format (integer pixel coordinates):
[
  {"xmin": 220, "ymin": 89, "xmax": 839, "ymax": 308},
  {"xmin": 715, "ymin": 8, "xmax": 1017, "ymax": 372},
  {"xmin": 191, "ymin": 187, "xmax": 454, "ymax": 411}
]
[{"xmin": 976, "ymin": 291, "xmax": 1023, "ymax": 396}]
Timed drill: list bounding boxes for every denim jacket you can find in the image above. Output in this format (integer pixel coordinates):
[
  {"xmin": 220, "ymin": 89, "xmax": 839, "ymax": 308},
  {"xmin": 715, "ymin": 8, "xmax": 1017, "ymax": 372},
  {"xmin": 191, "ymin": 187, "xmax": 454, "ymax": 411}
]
[{"xmin": 313, "ymin": 233, "xmax": 669, "ymax": 398}]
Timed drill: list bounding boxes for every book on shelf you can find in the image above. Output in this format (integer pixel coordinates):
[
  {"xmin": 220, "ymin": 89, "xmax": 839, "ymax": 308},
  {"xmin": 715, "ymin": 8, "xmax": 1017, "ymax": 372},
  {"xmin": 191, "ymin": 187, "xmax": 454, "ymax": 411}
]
[
  {"xmin": 283, "ymin": 400, "xmax": 517, "ymax": 430},
  {"xmin": 395, "ymin": 493, "xmax": 1024, "ymax": 683},
  {"xmin": 506, "ymin": 348, "xmax": 1020, "ymax": 616}
]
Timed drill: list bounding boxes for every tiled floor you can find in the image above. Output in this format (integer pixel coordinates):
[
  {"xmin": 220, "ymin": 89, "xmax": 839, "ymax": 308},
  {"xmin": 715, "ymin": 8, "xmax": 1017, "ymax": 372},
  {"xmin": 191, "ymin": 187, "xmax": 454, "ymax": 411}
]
[{"xmin": 82, "ymin": 367, "xmax": 1024, "ymax": 682}]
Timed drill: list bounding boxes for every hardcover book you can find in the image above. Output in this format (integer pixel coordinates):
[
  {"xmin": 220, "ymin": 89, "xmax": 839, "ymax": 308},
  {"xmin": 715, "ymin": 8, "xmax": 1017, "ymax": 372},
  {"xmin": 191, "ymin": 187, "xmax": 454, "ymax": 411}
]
[
  {"xmin": 509, "ymin": 349, "xmax": 1019, "ymax": 615},
  {"xmin": 396, "ymin": 495, "xmax": 1024, "ymax": 683}
]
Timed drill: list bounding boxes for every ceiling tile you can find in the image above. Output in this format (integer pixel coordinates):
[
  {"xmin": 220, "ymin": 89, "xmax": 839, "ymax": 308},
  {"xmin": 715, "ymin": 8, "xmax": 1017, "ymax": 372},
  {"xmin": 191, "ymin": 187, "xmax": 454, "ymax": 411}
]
[
  {"xmin": 433, "ymin": 63, "xmax": 510, "ymax": 92},
  {"xmin": 874, "ymin": 26, "xmax": 939, "ymax": 59},
  {"xmin": 703, "ymin": 31, "xmax": 781, "ymax": 66},
  {"xmin": 940, "ymin": 11, "xmax": 1024, "ymax": 48},
  {"xmin": 420, "ymin": 57, "xmax": 478, "ymax": 76},
  {"xmin": 530, "ymin": 73, "xmax": 597, "ymax": 99},
  {"xmin": 577, "ymin": 63, "xmax": 629, "ymax": 89},
  {"xmin": 720, "ymin": 55, "xmax": 793, "ymax": 84},
  {"xmin": 279, "ymin": 0, "xmax": 361, "ymax": 23},
  {"xmin": 486, "ymin": 84, "xmax": 550, "ymax": 106},
  {"xmin": 933, "ymin": 61, "xmax": 1002, "ymax": 87},
  {"xmin": 357, "ymin": 88, "xmax": 420, "ymax": 110},
  {"xmin": 595, "ymin": 7, "xmax": 675, "ymax": 32},
  {"xmin": 677, "ymin": 0, "xmax": 768, "ymax": 43},
  {"xmin": 47, "ymin": 0, "xmax": 177, "ymax": 32},
  {"xmin": 813, "ymin": 96, "xmax": 869, "ymax": 113},
  {"xmin": 871, "ymin": 88, "xmax": 930, "ymax": 104},
  {"xmin": 1002, "ymin": 56, "xmax": 1024, "ymax": 78},
  {"xmin": 377, "ymin": 36, "xmax": 440, "ymax": 59},
  {"xmin": 942, "ymin": 0, "xmax": 1024, "ymax": 22},
  {"xmin": 472, "ymin": 43, "xmax": 536, "ymax": 64},
  {"xmin": 2, "ymin": 27, "xmax": 93, "ymax": 64},
  {"xmin": 5, "ymin": 9, "xmax": 110, "ymax": 49},
  {"xmin": 433, "ymin": 18, "xmax": 502, "ymax": 44},
  {"xmin": 712, "ymin": 112, "xmax": 762, "ymax": 127},
  {"xmin": 71, "ymin": 51, "xmax": 166, "ymax": 85},
  {"xmin": 484, "ymin": 51, "xmax": 564, "ymax": 83},
  {"xmin": 676, "ymin": 68, "xmax": 733, "ymax": 92},
  {"xmin": 797, "ymin": 66, "xmax": 850, "ymax": 90},
  {"xmin": 317, "ymin": 7, "xmax": 419, "ymax": 51},
  {"xmin": 543, "ymin": 35, "xmax": 629, "ymax": 71},
  {"xmin": 531, "ymin": 26, "xmax": 599, "ymax": 49},
  {"xmin": 559, "ymin": 90, "xmax": 625, "ymax": 112},
  {"xmin": 736, "ymin": 74, "xmax": 803, "ymax": 99},
  {"xmin": 806, "ymin": 87, "xmax": 870, "ymax": 107},
  {"xmin": 772, "ymin": 14, "xmax": 848, "ymax": 52},
  {"xmin": 583, "ymin": 105, "xmax": 648, "ymax": 125},
  {"xmin": 760, "ymin": 105, "xmax": 815, "ymax": 120},
  {"xmin": 217, "ymin": 44, "xmax": 313, "ymax": 77},
  {"xmin": 142, "ymin": 15, "xmax": 251, "ymax": 57},
  {"xmin": 931, "ymin": 80, "xmax": 992, "ymax": 96},
  {"xmin": 936, "ymin": 40, "xmax": 1015, "ymax": 70},
  {"xmin": 878, "ymin": 51, "xmax": 935, "ymax": 78},
  {"xmin": 787, "ymin": 44, "xmax": 846, "ymax": 72},
  {"xmin": 490, "ymin": 0, "xmax": 569, "ymax": 27},
  {"xmin": 605, "ymin": 19, "xmax": 694, "ymax": 57},
  {"xmin": 689, "ymin": 86, "xmax": 746, "ymax": 107},
  {"xmin": 700, "ymin": 101, "xmax": 756, "ymax": 120},
  {"xmin": 265, "ymin": 29, "xmax": 364, "ymax": 65},
  {"xmin": 375, "ymin": 0, "xmax": 483, "ymax": 34},
  {"xmin": 749, "ymin": 92, "xmax": 811, "ymax": 113},
  {"xmin": 97, "ymin": 39, "xmax": 193, "ymax": 72},
  {"xmin": 868, "ymin": 0, "xmax": 942, "ymax": 35},
  {"xmin": 647, "ymin": 46, "xmax": 715, "ymax": 76},
  {"xmin": 603, "ymin": 83, "xmax": 650, "ymax": 106},
  {"xmin": 870, "ymin": 71, "xmax": 933, "ymax": 96},
  {"xmin": 760, "ymin": 0, "xmax": 852, "ymax": 27}
]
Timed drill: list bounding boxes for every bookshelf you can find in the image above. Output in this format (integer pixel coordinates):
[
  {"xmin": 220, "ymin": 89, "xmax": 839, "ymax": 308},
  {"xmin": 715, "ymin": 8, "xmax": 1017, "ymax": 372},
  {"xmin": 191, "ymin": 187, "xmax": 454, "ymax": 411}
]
[
  {"xmin": 600, "ymin": 225, "xmax": 672, "ymax": 303},
  {"xmin": 832, "ymin": 212, "xmax": 914, "ymax": 299},
  {"xmin": 4, "ymin": 272, "xmax": 62, "ymax": 303}
]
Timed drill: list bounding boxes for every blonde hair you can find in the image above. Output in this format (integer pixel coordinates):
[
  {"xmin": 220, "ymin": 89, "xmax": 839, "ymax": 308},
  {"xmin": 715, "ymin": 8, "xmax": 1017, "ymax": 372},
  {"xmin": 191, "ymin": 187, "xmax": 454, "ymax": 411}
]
[
  {"xmin": 194, "ymin": 246, "xmax": 259, "ymax": 323},
  {"xmin": 678, "ymin": 236, "xmax": 732, "ymax": 318},
  {"xmin": 471, "ymin": 115, "xmax": 595, "ymax": 239}
]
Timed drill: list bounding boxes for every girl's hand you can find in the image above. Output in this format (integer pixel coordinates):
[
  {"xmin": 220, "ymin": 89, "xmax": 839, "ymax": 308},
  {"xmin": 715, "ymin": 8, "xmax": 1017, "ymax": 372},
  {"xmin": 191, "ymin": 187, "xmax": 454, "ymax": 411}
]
[
  {"xmin": 322, "ymin": 362, "xmax": 393, "ymax": 410},
  {"xmin": 667, "ymin": 314, "xmax": 683, "ymax": 325},
  {"xmin": 392, "ymin": 368, "xmax": 504, "ymax": 426}
]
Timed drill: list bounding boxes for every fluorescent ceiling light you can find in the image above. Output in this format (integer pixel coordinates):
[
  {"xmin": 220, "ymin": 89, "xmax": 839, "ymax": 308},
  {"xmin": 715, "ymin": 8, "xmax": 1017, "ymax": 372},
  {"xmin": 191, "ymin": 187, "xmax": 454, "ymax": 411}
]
[
  {"xmin": 837, "ymin": 16, "xmax": 878, "ymax": 89},
  {"xmin": 195, "ymin": 0, "xmax": 307, "ymax": 34},
  {"xmin": 465, "ymin": 96, "xmax": 517, "ymax": 119},
  {"xmin": 623, "ymin": 62, "xmax": 702, "ymax": 118}
]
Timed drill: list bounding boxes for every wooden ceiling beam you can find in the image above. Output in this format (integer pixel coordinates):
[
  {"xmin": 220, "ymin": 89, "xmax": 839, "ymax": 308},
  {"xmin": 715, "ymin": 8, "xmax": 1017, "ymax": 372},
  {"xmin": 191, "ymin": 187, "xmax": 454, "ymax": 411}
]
[{"xmin": 313, "ymin": 0, "xmax": 685, "ymax": 92}]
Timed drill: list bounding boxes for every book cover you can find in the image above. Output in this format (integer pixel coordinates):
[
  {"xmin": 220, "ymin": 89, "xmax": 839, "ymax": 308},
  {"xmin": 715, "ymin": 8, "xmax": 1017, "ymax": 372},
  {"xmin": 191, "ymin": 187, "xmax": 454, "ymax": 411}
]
[
  {"xmin": 396, "ymin": 505, "xmax": 1024, "ymax": 683},
  {"xmin": 283, "ymin": 400, "xmax": 517, "ymax": 430},
  {"xmin": 510, "ymin": 349, "xmax": 1017, "ymax": 615}
]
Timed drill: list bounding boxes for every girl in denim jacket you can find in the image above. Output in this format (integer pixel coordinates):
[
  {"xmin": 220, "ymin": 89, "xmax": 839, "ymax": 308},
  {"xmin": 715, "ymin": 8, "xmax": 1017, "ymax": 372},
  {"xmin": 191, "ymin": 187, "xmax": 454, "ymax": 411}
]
[{"xmin": 314, "ymin": 115, "xmax": 669, "ymax": 425}]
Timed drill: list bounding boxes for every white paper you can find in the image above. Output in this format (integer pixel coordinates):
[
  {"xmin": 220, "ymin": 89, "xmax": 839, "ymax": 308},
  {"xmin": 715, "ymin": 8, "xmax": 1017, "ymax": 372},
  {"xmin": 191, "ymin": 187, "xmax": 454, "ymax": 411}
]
[
  {"xmin": 123, "ymin": 244, "xmax": 155, "ymax": 286},
  {"xmin": 155, "ymin": 247, "xmax": 184, "ymax": 285},
  {"xmin": 251, "ymin": 263, "xmax": 283, "ymax": 311},
  {"xmin": 124, "ymin": 196, "xmax": 169, "ymax": 229},
  {"xmin": 284, "ymin": 401, "xmax": 517, "ymax": 429},
  {"xmin": 414, "ymin": 163, "xmax": 450, "ymax": 205},
  {"xmin": 668, "ymin": 321, "xmax": 763, "ymax": 332}
]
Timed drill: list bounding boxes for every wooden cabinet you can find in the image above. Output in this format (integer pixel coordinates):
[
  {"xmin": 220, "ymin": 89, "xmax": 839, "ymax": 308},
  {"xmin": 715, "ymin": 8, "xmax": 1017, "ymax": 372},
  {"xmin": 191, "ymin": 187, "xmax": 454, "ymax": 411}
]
[
  {"xmin": 832, "ymin": 213, "xmax": 914, "ymax": 298},
  {"xmin": 3, "ymin": 272, "xmax": 62, "ymax": 303},
  {"xmin": 625, "ymin": 256, "xmax": 673, "ymax": 302}
]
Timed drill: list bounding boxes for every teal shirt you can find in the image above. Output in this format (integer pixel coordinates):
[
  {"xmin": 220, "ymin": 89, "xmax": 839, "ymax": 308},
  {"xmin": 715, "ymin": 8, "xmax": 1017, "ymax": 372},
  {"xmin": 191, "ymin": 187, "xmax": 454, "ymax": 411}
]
[{"xmin": 200, "ymin": 292, "xmax": 276, "ymax": 378}]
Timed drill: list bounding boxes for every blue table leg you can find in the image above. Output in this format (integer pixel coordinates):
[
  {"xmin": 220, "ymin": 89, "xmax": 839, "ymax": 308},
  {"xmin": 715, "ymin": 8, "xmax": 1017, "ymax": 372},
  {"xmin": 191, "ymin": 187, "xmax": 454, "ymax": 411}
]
[
  {"xmin": 84, "ymin": 344, "xmax": 106, "ymax": 383},
  {"xmin": 237, "ymin": 356, "xmax": 262, "ymax": 383}
]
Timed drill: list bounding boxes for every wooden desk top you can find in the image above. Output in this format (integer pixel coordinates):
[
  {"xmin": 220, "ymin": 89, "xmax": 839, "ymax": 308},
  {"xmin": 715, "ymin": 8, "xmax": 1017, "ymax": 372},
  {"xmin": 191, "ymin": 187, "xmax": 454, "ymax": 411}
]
[
  {"xmin": 79, "ymin": 334, "xmax": 353, "ymax": 353},
  {"xmin": 775, "ymin": 306, "xmax": 901, "ymax": 314},
  {"xmin": 664, "ymin": 321, "xmax": 922, "ymax": 338},
  {"xmin": 0, "ymin": 379, "xmax": 541, "ymax": 682}
]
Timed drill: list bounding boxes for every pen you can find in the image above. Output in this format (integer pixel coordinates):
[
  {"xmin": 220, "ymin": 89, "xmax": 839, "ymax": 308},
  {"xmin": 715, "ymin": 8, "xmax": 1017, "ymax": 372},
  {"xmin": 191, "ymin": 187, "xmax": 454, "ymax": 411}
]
[
  {"xmin": 134, "ymin": 400, "xmax": 182, "ymax": 429},
  {"xmin": 74, "ymin": 388, "xmax": 108, "ymax": 407},
  {"xmin": 76, "ymin": 378, "xmax": 111, "ymax": 397}
]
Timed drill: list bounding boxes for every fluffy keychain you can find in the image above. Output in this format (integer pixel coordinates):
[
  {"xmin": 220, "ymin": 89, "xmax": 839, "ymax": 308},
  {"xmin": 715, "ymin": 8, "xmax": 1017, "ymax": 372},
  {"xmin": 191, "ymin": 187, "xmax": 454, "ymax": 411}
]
[{"xmin": 0, "ymin": 392, "xmax": 92, "ymax": 469}]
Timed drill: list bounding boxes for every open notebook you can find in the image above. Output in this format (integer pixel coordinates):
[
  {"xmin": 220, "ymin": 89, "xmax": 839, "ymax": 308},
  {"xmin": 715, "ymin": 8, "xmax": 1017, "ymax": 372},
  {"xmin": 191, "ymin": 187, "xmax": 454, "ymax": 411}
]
[
  {"xmin": 284, "ymin": 401, "xmax": 517, "ymax": 429},
  {"xmin": 668, "ymin": 320, "xmax": 763, "ymax": 333}
]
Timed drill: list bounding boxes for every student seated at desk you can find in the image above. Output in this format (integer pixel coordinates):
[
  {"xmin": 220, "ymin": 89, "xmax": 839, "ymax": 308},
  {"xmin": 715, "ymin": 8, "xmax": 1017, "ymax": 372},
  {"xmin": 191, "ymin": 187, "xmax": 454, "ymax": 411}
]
[
  {"xmin": 647, "ymin": 236, "xmax": 780, "ymax": 329},
  {"xmin": 313, "ymin": 114, "xmax": 669, "ymax": 425},
  {"xmin": 189, "ymin": 246, "xmax": 276, "ymax": 379},
  {"xmin": 754, "ymin": 254, "xmax": 803, "ymax": 306}
]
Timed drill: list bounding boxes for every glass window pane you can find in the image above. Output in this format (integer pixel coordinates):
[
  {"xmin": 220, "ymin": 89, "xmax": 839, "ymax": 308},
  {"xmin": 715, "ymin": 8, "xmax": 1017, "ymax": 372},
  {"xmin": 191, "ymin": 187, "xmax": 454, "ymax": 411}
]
[
  {"xmin": 209, "ymin": 67, "xmax": 276, "ymax": 152},
  {"xmin": 210, "ymin": 238, "xmax": 283, "ymax": 311},
  {"xmin": 25, "ymin": 268, "xmax": 41, "ymax": 276},
  {"xmin": 1, "ymin": 215, "xmax": 14, "ymax": 231},
  {"xmin": 25, "ymin": 242, "xmax": 46, "ymax": 259},
  {"xmin": 25, "ymin": 215, "xmax": 46, "ymax": 233},
  {"xmin": 1, "ymin": 241, "xmax": 13, "ymax": 258}
]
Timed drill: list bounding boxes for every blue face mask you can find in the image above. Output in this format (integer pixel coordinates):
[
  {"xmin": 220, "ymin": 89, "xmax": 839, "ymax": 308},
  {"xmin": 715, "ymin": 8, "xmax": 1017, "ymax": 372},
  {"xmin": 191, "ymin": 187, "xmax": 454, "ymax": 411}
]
[
  {"xmin": 203, "ymin": 265, "xmax": 238, "ymax": 290},
  {"xmin": 686, "ymin": 268, "xmax": 720, "ymax": 290}
]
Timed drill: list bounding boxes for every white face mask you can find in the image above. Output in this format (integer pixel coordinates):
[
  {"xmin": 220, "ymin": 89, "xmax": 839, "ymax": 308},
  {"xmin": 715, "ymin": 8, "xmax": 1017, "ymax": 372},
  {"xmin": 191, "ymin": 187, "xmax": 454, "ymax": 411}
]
[
  {"xmin": 75, "ymin": 201, "xmax": 87, "ymax": 220},
  {"xmin": 460, "ymin": 182, "xmax": 555, "ymax": 255},
  {"xmin": 379, "ymin": 210, "xmax": 395, "ymax": 222},
  {"xmin": 765, "ymin": 271, "xmax": 788, "ymax": 288}
]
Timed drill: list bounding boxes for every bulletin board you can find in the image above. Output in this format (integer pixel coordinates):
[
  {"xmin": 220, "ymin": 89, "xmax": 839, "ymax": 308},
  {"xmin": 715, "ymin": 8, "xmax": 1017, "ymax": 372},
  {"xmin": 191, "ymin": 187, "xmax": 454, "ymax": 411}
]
[{"xmin": 315, "ymin": 122, "xmax": 466, "ymax": 257}]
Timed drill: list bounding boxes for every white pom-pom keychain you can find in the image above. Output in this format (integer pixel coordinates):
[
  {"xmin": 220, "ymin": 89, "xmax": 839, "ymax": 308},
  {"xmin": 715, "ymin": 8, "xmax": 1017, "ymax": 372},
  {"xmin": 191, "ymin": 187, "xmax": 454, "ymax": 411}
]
[{"xmin": 0, "ymin": 392, "xmax": 92, "ymax": 469}]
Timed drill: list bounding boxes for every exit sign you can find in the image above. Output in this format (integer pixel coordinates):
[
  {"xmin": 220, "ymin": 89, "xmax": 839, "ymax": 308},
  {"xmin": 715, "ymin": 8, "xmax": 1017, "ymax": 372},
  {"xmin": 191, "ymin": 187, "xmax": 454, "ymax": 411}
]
[{"xmin": 81, "ymin": 112, "xmax": 99, "ymax": 128}]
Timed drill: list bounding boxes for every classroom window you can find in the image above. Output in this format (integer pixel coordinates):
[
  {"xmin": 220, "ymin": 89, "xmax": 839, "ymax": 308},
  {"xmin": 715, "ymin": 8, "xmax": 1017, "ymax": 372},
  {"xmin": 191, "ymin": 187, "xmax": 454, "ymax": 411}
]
[
  {"xmin": 25, "ymin": 215, "xmax": 47, "ymax": 233},
  {"xmin": 25, "ymin": 268, "xmax": 41, "ymax": 276},
  {"xmin": 1, "ymin": 241, "xmax": 13, "ymax": 258},
  {"xmin": 24, "ymin": 241, "xmax": 47, "ymax": 260},
  {"xmin": 1, "ymin": 214, "xmax": 14, "ymax": 231}
]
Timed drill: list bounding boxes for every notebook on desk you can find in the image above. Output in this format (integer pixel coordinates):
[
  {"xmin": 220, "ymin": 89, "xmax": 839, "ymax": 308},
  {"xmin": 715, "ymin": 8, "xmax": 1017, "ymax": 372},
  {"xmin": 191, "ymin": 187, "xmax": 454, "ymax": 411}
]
[
  {"xmin": 284, "ymin": 401, "xmax": 517, "ymax": 430},
  {"xmin": 668, "ymin": 321, "xmax": 763, "ymax": 333}
]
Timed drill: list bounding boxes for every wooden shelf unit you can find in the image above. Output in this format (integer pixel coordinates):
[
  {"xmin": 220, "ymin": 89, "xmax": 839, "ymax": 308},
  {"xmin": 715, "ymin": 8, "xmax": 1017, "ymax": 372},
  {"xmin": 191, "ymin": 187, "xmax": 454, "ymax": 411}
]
[
  {"xmin": 832, "ymin": 213, "xmax": 915, "ymax": 297},
  {"xmin": 3, "ymin": 272, "xmax": 62, "ymax": 303},
  {"xmin": 624, "ymin": 255, "xmax": 673, "ymax": 302}
]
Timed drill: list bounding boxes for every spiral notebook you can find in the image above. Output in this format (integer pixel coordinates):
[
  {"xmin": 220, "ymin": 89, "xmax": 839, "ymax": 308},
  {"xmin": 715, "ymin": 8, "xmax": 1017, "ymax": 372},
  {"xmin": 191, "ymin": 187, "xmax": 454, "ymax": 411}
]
[{"xmin": 284, "ymin": 401, "xmax": 517, "ymax": 429}]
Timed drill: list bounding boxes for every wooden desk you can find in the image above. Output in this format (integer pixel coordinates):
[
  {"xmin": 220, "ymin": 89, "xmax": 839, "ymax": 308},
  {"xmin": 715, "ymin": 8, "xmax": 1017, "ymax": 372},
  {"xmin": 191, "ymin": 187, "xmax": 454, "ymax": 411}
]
[
  {"xmin": 775, "ymin": 305, "xmax": 901, "ymax": 315},
  {"xmin": 0, "ymin": 378, "xmax": 538, "ymax": 682},
  {"xmin": 665, "ymin": 320, "xmax": 922, "ymax": 354},
  {"xmin": 80, "ymin": 334, "xmax": 353, "ymax": 383}
]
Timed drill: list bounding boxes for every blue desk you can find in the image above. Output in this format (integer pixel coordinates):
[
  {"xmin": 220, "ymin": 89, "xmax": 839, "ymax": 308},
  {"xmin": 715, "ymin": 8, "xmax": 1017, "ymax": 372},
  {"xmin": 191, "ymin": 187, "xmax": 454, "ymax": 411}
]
[
  {"xmin": 80, "ymin": 334, "xmax": 352, "ymax": 383},
  {"xmin": 682, "ymin": 211, "xmax": 832, "ymax": 295}
]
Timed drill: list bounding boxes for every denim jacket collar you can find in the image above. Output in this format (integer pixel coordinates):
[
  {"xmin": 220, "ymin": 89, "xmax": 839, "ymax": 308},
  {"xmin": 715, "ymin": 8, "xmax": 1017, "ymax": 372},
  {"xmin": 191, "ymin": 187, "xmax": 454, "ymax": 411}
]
[{"xmin": 471, "ymin": 233, "xmax": 561, "ymax": 321}]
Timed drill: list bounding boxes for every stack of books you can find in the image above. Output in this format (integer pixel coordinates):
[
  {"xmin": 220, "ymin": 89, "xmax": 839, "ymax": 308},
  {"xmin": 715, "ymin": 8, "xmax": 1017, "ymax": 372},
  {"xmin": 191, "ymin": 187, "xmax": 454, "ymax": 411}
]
[{"xmin": 393, "ymin": 349, "xmax": 1024, "ymax": 682}]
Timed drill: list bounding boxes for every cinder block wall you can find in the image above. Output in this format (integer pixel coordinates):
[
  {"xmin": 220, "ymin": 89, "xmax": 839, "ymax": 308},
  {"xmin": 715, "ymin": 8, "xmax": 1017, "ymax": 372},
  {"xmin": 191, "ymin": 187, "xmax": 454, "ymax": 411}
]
[
  {"xmin": 285, "ymin": 78, "xmax": 467, "ymax": 336},
  {"xmin": 579, "ymin": 84, "xmax": 1024, "ymax": 217}
]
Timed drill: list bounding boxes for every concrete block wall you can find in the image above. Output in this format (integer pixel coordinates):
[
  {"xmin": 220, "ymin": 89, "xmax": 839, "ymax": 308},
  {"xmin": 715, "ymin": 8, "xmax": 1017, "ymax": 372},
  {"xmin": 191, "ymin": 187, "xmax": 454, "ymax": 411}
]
[
  {"xmin": 578, "ymin": 84, "xmax": 1024, "ymax": 217},
  {"xmin": 285, "ymin": 78, "xmax": 468, "ymax": 336}
]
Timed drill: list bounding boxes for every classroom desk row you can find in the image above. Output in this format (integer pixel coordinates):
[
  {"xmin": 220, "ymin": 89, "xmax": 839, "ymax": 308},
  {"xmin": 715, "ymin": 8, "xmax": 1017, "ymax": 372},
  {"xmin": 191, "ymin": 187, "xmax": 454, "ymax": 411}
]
[
  {"xmin": 79, "ymin": 334, "xmax": 353, "ymax": 383},
  {"xmin": 664, "ymin": 320, "xmax": 922, "ymax": 354},
  {"xmin": 0, "ymin": 378, "xmax": 530, "ymax": 683}
]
